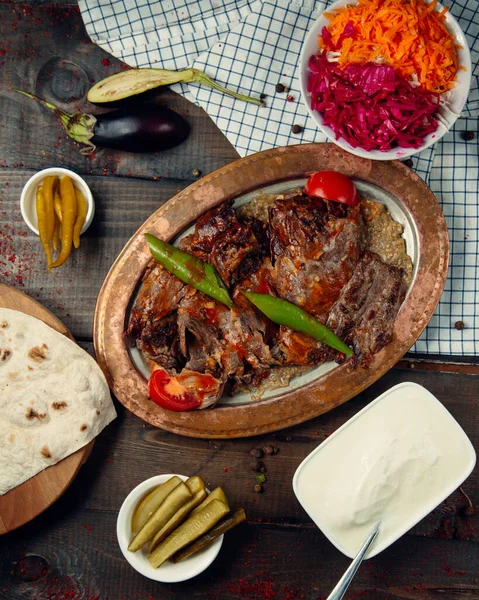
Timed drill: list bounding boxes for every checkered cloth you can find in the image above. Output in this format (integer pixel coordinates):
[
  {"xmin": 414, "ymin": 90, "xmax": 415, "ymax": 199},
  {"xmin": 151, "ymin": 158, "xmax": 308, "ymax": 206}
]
[{"xmin": 79, "ymin": 0, "xmax": 479, "ymax": 356}]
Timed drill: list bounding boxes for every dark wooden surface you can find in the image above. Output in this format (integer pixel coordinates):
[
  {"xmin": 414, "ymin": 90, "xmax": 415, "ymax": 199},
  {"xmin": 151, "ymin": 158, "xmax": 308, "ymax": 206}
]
[{"xmin": 0, "ymin": 3, "xmax": 478, "ymax": 600}]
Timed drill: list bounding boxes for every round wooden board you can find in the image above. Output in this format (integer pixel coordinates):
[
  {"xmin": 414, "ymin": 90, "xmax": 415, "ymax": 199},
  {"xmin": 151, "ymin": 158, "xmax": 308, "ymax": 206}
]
[
  {"xmin": 0, "ymin": 284, "xmax": 94, "ymax": 535},
  {"xmin": 94, "ymin": 143, "xmax": 449, "ymax": 439}
]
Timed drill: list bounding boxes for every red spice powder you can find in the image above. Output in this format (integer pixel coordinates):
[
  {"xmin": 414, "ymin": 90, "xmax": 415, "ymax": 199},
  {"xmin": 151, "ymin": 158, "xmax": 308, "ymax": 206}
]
[
  {"xmin": 0, "ymin": 221, "xmax": 35, "ymax": 288},
  {"xmin": 14, "ymin": 570, "xmax": 100, "ymax": 600},
  {"xmin": 223, "ymin": 579, "xmax": 302, "ymax": 599}
]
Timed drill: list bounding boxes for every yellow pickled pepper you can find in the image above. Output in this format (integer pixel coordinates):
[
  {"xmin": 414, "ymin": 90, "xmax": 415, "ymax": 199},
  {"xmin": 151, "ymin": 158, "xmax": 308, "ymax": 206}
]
[
  {"xmin": 52, "ymin": 179, "xmax": 61, "ymax": 253},
  {"xmin": 73, "ymin": 189, "xmax": 87, "ymax": 249},
  {"xmin": 36, "ymin": 185, "xmax": 52, "ymax": 269},
  {"xmin": 53, "ymin": 186, "xmax": 63, "ymax": 223},
  {"xmin": 50, "ymin": 176, "xmax": 77, "ymax": 269},
  {"xmin": 42, "ymin": 175, "xmax": 57, "ymax": 242},
  {"xmin": 52, "ymin": 213, "xmax": 61, "ymax": 252}
]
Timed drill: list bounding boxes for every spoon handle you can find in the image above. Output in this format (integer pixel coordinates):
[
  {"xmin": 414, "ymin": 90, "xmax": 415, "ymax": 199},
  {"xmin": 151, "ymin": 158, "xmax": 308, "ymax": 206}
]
[{"xmin": 326, "ymin": 524, "xmax": 380, "ymax": 600}]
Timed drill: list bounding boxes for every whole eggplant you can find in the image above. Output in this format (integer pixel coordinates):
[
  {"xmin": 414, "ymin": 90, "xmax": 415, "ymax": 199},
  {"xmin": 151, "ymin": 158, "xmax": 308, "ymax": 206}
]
[
  {"xmin": 91, "ymin": 105, "xmax": 189, "ymax": 152},
  {"xmin": 13, "ymin": 89, "xmax": 190, "ymax": 154}
]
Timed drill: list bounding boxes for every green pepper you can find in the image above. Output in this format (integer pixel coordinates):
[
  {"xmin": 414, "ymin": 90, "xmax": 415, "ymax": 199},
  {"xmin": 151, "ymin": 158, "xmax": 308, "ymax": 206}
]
[
  {"xmin": 242, "ymin": 291, "xmax": 353, "ymax": 357},
  {"xmin": 145, "ymin": 234, "xmax": 233, "ymax": 307}
]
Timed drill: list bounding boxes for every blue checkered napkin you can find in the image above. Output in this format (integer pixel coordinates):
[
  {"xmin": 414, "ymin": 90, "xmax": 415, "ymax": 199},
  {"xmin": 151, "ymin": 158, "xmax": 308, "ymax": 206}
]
[
  {"xmin": 78, "ymin": 0, "xmax": 479, "ymax": 356},
  {"xmin": 77, "ymin": 0, "xmax": 261, "ymax": 100},
  {"xmin": 78, "ymin": 0, "xmax": 260, "ymax": 70}
]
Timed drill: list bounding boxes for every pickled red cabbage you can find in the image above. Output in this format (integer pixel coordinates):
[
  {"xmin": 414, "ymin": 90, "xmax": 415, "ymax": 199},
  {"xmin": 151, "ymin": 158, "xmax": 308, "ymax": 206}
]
[{"xmin": 308, "ymin": 52, "xmax": 440, "ymax": 151}]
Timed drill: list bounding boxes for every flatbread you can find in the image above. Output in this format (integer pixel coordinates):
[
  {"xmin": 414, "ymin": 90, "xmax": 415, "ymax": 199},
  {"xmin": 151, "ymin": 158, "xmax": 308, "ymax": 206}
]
[{"xmin": 0, "ymin": 308, "xmax": 116, "ymax": 495}]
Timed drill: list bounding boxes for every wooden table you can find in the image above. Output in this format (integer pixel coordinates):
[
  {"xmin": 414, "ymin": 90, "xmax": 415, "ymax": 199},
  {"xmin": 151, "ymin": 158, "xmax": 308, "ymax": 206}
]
[{"xmin": 0, "ymin": 3, "xmax": 477, "ymax": 599}]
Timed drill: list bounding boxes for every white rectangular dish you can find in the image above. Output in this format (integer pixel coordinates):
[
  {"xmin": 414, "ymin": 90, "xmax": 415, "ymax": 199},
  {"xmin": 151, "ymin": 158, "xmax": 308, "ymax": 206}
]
[{"xmin": 292, "ymin": 382, "xmax": 476, "ymax": 559}]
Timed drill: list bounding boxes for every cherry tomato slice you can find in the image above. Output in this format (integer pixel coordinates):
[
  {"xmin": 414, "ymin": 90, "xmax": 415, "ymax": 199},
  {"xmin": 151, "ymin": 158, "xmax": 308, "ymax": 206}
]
[
  {"xmin": 305, "ymin": 170, "xmax": 359, "ymax": 206},
  {"xmin": 148, "ymin": 367, "xmax": 219, "ymax": 412}
]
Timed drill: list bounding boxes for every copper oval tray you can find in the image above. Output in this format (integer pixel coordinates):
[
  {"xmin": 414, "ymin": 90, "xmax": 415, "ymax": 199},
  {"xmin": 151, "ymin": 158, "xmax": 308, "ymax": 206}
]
[{"xmin": 94, "ymin": 143, "xmax": 449, "ymax": 438}]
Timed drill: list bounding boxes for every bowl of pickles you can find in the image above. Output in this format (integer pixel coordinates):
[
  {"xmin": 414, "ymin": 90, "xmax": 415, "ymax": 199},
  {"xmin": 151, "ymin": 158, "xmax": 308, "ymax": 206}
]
[
  {"xmin": 117, "ymin": 473, "xmax": 246, "ymax": 582},
  {"xmin": 20, "ymin": 167, "xmax": 95, "ymax": 271}
]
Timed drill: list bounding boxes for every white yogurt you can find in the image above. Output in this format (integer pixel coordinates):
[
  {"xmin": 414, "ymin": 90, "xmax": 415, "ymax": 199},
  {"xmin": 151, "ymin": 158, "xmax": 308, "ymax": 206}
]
[{"xmin": 293, "ymin": 382, "xmax": 476, "ymax": 558}]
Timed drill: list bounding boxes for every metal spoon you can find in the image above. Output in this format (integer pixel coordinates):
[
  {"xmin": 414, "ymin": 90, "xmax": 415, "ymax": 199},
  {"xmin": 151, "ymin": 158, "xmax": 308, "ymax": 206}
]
[{"xmin": 326, "ymin": 523, "xmax": 381, "ymax": 600}]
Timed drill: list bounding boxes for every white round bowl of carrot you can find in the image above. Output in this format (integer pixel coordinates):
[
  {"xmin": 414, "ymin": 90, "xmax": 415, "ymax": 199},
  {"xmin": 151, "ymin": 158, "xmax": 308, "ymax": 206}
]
[{"xmin": 299, "ymin": 0, "xmax": 472, "ymax": 160}]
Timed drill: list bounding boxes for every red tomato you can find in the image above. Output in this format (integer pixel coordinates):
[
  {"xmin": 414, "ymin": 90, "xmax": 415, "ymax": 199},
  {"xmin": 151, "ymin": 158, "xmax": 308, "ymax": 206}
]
[
  {"xmin": 148, "ymin": 367, "xmax": 219, "ymax": 412},
  {"xmin": 305, "ymin": 170, "xmax": 359, "ymax": 206}
]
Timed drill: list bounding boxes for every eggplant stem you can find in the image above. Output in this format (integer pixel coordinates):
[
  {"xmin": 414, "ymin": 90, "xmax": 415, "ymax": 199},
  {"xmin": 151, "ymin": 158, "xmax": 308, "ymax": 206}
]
[
  {"xmin": 13, "ymin": 88, "xmax": 72, "ymax": 127},
  {"xmin": 13, "ymin": 88, "xmax": 97, "ymax": 154},
  {"xmin": 191, "ymin": 70, "xmax": 263, "ymax": 106}
]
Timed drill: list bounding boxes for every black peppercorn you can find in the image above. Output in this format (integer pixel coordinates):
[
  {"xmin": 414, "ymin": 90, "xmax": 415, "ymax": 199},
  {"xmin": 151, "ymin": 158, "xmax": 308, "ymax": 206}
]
[
  {"xmin": 275, "ymin": 83, "xmax": 285, "ymax": 93},
  {"xmin": 291, "ymin": 124, "xmax": 302, "ymax": 134},
  {"xmin": 254, "ymin": 483, "xmax": 263, "ymax": 493},
  {"xmin": 249, "ymin": 448, "xmax": 263, "ymax": 458},
  {"xmin": 460, "ymin": 131, "xmax": 475, "ymax": 141},
  {"xmin": 260, "ymin": 93, "xmax": 267, "ymax": 100},
  {"xmin": 263, "ymin": 445, "xmax": 274, "ymax": 455},
  {"xmin": 402, "ymin": 159, "xmax": 414, "ymax": 168},
  {"xmin": 251, "ymin": 460, "xmax": 264, "ymax": 472},
  {"xmin": 455, "ymin": 320, "xmax": 465, "ymax": 330}
]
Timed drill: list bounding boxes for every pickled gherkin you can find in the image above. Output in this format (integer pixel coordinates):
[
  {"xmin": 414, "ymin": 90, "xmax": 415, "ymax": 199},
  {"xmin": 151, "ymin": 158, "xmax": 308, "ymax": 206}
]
[
  {"xmin": 128, "ymin": 481, "xmax": 192, "ymax": 552},
  {"xmin": 173, "ymin": 508, "xmax": 246, "ymax": 563},
  {"xmin": 131, "ymin": 476, "xmax": 182, "ymax": 534},
  {"xmin": 189, "ymin": 486, "xmax": 229, "ymax": 518},
  {"xmin": 148, "ymin": 499, "xmax": 229, "ymax": 568},
  {"xmin": 149, "ymin": 476, "xmax": 206, "ymax": 551},
  {"xmin": 149, "ymin": 489, "xmax": 206, "ymax": 552}
]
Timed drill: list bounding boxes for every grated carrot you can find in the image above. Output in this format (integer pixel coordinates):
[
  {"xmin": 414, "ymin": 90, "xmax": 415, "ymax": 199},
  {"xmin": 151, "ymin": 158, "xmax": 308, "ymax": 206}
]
[{"xmin": 319, "ymin": 0, "xmax": 461, "ymax": 93}]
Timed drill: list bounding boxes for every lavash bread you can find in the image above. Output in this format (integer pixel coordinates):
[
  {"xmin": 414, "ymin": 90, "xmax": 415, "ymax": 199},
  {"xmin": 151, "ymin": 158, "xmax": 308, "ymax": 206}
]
[{"xmin": 0, "ymin": 308, "xmax": 116, "ymax": 495}]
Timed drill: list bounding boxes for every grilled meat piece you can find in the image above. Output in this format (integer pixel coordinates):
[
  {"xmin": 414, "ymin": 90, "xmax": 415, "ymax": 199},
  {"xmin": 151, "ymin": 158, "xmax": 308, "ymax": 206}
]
[
  {"xmin": 269, "ymin": 192, "xmax": 362, "ymax": 321},
  {"xmin": 135, "ymin": 314, "xmax": 180, "ymax": 370},
  {"xmin": 327, "ymin": 251, "xmax": 407, "ymax": 367},
  {"xmin": 233, "ymin": 258, "xmax": 280, "ymax": 348},
  {"xmin": 178, "ymin": 293, "xmax": 275, "ymax": 378},
  {"xmin": 127, "ymin": 262, "xmax": 191, "ymax": 368},
  {"xmin": 128, "ymin": 262, "xmax": 188, "ymax": 330},
  {"xmin": 177, "ymin": 287, "xmax": 276, "ymax": 408},
  {"xmin": 180, "ymin": 199, "xmax": 238, "ymax": 259},
  {"xmin": 210, "ymin": 222, "xmax": 261, "ymax": 286},
  {"xmin": 240, "ymin": 216, "xmax": 270, "ymax": 255},
  {"xmin": 180, "ymin": 200, "xmax": 263, "ymax": 287},
  {"xmin": 177, "ymin": 295, "xmax": 223, "ymax": 361},
  {"xmin": 275, "ymin": 328, "xmax": 329, "ymax": 367},
  {"xmin": 236, "ymin": 257, "xmax": 333, "ymax": 367}
]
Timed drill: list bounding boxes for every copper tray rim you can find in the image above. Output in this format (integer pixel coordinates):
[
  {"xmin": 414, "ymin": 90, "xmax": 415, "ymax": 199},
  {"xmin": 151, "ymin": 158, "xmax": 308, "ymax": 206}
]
[{"xmin": 93, "ymin": 143, "xmax": 449, "ymax": 439}]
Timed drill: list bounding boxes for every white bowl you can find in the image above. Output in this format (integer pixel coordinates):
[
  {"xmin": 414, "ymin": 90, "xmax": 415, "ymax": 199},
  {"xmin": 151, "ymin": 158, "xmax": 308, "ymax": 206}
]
[
  {"xmin": 117, "ymin": 474, "xmax": 224, "ymax": 583},
  {"xmin": 20, "ymin": 167, "xmax": 95, "ymax": 235},
  {"xmin": 293, "ymin": 382, "xmax": 476, "ymax": 559},
  {"xmin": 299, "ymin": 0, "xmax": 472, "ymax": 160}
]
